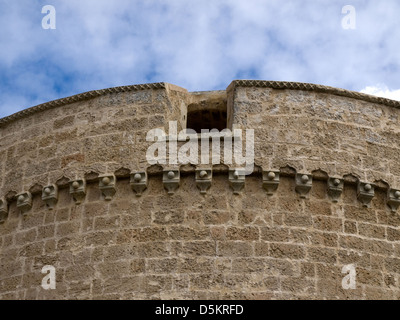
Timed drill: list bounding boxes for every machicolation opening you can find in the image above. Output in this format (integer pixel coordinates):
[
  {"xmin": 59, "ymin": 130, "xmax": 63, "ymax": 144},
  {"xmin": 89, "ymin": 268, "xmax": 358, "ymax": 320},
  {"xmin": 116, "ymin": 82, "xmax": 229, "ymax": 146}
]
[{"xmin": 186, "ymin": 91, "xmax": 228, "ymax": 132}]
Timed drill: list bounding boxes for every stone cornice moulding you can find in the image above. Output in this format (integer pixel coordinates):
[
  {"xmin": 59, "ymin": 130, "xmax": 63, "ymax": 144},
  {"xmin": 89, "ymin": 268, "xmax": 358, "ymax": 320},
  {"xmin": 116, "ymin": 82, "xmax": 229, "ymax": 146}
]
[
  {"xmin": 2, "ymin": 164, "xmax": 395, "ymax": 198},
  {"xmin": 2, "ymin": 80, "xmax": 400, "ymax": 127},
  {"xmin": 1, "ymin": 167, "xmax": 399, "ymax": 222}
]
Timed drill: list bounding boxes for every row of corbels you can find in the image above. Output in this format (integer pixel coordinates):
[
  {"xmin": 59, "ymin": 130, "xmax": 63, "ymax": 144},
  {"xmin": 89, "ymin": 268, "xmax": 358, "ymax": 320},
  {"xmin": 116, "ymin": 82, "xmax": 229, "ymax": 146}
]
[{"xmin": 1, "ymin": 168, "xmax": 400, "ymax": 223}]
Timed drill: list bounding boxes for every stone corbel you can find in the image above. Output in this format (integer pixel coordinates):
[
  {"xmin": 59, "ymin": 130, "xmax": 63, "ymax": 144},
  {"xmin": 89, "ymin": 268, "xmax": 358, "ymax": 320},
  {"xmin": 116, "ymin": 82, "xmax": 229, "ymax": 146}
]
[
  {"xmin": 17, "ymin": 192, "xmax": 32, "ymax": 214},
  {"xmin": 262, "ymin": 171, "xmax": 280, "ymax": 196},
  {"xmin": 387, "ymin": 189, "xmax": 400, "ymax": 213},
  {"xmin": 0, "ymin": 198, "xmax": 8, "ymax": 223},
  {"xmin": 69, "ymin": 179, "xmax": 86, "ymax": 205},
  {"xmin": 195, "ymin": 168, "xmax": 212, "ymax": 195},
  {"xmin": 130, "ymin": 172, "xmax": 148, "ymax": 197},
  {"xmin": 295, "ymin": 174, "xmax": 313, "ymax": 199},
  {"xmin": 327, "ymin": 177, "xmax": 344, "ymax": 203},
  {"xmin": 163, "ymin": 169, "xmax": 180, "ymax": 195},
  {"xmin": 42, "ymin": 184, "xmax": 58, "ymax": 210},
  {"xmin": 99, "ymin": 174, "xmax": 117, "ymax": 201},
  {"xmin": 357, "ymin": 182, "xmax": 375, "ymax": 208},
  {"xmin": 229, "ymin": 169, "xmax": 245, "ymax": 195}
]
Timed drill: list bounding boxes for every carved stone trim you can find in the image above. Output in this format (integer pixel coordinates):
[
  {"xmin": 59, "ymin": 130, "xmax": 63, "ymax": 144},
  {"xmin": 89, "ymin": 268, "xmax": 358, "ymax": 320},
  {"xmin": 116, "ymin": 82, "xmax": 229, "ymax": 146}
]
[
  {"xmin": 99, "ymin": 174, "xmax": 117, "ymax": 201},
  {"xmin": 0, "ymin": 198, "xmax": 8, "ymax": 223},
  {"xmin": 2, "ymin": 169, "xmax": 400, "ymax": 213},
  {"xmin": 42, "ymin": 184, "xmax": 58, "ymax": 210},
  {"xmin": 327, "ymin": 178, "xmax": 344, "ymax": 203},
  {"xmin": 357, "ymin": 182, "xmax": 375, "ymax": 208},
  {"xmin": 163, "ymin": 169, "xmax": 180, "ymax": 195},
  {"xmin": 295, "ymin": 174, "xmax": 313, "ymax": 199},
  {"xmin": 262, "ymin": 171, "xmax": 280, "ymax": 196},
  {"xmin": 229, "ymin": 169, "xmax": 245, "ymax": 195},
  {"xmin": 130, "ymin": 172, "xmax": 148, "ymax": 197},
  {"xmin": 16, "ymin": 192, "xmax": 32, "ymax": 214},
  {"xmin": 387, "ymin": 189, "xmax": 400, "ymax": 213},
  {"xmin": 69, "ymin": 179, "xmax": 86, "ymax": 205},
  {"xmin": 195, "ymin": 168, "xmax": 212, "ymax": 195}
]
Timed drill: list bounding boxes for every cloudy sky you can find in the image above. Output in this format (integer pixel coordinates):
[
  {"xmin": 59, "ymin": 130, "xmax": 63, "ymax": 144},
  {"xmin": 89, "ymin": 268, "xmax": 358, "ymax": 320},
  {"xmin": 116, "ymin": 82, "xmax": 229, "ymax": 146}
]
[{"xmin": 0, "ymin": 0, "xmax": 399, "ymax": 118}]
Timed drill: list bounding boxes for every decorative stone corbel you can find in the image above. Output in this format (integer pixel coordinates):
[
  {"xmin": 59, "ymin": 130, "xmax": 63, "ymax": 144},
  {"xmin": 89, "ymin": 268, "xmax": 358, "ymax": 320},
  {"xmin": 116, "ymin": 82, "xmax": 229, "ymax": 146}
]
[
  {"xmin": 229, "ymin": 169, "xmax": 245, "ymax": 195},
  {"xmin": 69, "ymin": 179, "xmax": 86, "ymax": 205},
  {"xmin": 0, "ymin": 198, "xmax": 8, "ymax": 223},
  {"xmin": 357, "ymin": 182, "xmax": 375, "ymax": 208},
  {"xmin": 99, "ymin": 174, "xmax": 117, "ymax": 201},
  {"xmin": 130, "ymin": 172, "xmax": 148, "ymax": 197},
  {"xmin": 295, "ymin": 174, "xmax": 313, "ymax": 199},
  {"xmin": 42, "ymin": 184, "xmax": 58, "ymax": 210},
  {"xmin": 262, "ymin": 171, "xmax": 280, "ymax": 196},
  {"xmin": 387, "ymin": 189, "xmax": 400, "ymax": 213},
  {"xmin": 163, "ymin": 169, "xmax": 180, "ymax": 195},
  {"xmin": 327, "ymin": 177, "xmax": 344, "ymax": 203},
  {"xmin": 195, "ymin": 168, "xmax": 212, "ymax": 194},
  {"xmin": 16, "ymin": 192, "xmax": 32, "ymax": 214}
]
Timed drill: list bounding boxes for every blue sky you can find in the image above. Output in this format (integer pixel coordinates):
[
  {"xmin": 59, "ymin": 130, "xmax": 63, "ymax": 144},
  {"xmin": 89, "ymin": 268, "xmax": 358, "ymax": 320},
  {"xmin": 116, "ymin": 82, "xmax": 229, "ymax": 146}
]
[{"xmin": 0, "ymin": 0, "xmax": 399, "ymax": 118}]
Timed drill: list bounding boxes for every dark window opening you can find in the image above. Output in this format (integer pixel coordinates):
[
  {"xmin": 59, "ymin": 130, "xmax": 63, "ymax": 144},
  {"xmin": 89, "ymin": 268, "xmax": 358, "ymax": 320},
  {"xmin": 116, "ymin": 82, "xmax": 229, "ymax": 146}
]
[{"xmin": 186, "ymin": 99, "xmax": 227, "ymax": 132}]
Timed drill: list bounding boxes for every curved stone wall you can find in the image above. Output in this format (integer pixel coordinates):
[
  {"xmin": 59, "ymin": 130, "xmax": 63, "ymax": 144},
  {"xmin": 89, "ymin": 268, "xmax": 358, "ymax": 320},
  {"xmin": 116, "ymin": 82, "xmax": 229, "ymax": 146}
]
[{"xmin": 0, "ymin": 81, "xmax": 399, "ymax": 299}]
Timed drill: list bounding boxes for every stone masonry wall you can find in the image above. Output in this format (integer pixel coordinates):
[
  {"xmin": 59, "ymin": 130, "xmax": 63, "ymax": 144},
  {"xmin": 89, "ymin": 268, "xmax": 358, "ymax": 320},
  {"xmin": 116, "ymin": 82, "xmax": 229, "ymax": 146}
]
[
  {"xmin": 228, "ymin": 82, "xmax": 400, "ymax": 189},
  {"xmin": 0, "ymin": 81, "xmax": 399, "ymax": 299}
]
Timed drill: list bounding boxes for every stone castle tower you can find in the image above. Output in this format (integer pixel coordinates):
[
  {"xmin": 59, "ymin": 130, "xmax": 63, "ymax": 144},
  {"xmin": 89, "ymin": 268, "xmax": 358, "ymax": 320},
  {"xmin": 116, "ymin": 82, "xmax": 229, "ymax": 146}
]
[{"xmin": 0, "ymin": 80, "xmax": 399, "ymax": 299}]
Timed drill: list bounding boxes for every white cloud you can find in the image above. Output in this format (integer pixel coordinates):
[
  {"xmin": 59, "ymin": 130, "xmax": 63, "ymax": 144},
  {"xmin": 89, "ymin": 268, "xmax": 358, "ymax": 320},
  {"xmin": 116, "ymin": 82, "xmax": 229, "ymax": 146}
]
[
  {"xmin": 361, "ymin": 84, "xmax": 400, "ymax": 101},
  {"xmin": 1, "ymin": 0, "xmax": 400, "ymax": 118}
]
